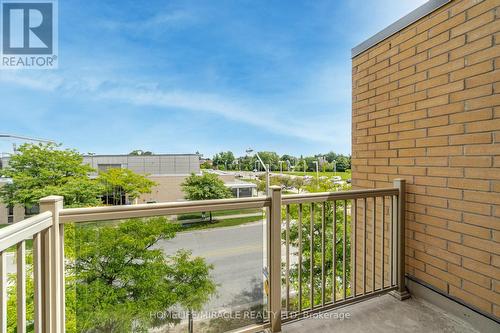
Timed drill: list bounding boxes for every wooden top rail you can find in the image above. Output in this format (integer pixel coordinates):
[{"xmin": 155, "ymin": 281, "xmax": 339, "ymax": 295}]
[
  {"xmin": 58, "ymin": 187, "xmax": 400, "ymax": 224},
  {"xmin": 0, "ymin": 211, "xmax": 53, "ymax": 252},
  {"xmin": 281, "ymin": 187, "xmax": 399, "ymax": 205},
  {"xmin": 59, "ymin": 196, "xmax": 271, "ymax": 223}
]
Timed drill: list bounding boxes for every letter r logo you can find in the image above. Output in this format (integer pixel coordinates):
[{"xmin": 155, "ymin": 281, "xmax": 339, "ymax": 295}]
[{"xmin": 2, "ymin": 2, "xmax": 53, "ymax": 54}]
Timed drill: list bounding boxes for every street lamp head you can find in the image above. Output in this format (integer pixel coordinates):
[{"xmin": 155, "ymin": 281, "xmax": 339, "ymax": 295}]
[{"xmin": 245, "ymin": 148, "xmax": 254, "ymax": 154}]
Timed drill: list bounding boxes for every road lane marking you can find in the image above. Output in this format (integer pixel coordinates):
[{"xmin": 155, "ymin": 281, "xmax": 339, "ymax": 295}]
[{"xmin": 202, "ymin": 244, "xmax": 263, "ymax": 258}]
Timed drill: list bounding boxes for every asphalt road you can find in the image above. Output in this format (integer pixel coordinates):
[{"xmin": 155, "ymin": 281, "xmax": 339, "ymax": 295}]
[{"xmin": 157, "ymin": 220, "xmax": 266, "ymax": 312}]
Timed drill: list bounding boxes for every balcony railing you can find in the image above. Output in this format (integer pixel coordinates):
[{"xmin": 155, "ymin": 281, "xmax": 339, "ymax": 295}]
[{"xmin": 0, "ymin": 179, "xmax": 407, "ymax": 333}]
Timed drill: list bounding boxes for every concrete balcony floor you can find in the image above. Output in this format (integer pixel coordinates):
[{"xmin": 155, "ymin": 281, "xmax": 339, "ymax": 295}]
[{"xmin": 282, "ymin": 294, "xmax": 478, "ymax": 333}]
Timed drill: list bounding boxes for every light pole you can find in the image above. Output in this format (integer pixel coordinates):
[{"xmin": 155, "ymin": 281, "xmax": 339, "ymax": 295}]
[
  {"xmin": 246, "ymin": 148, "xmax": 270, "ymax": 196},
  {"xmin": 286, "ymin": 160, "xmax": 291, "ymax": 172},
  {"xmin": 333, "ymin": 160, "xmax": 337, "ymax": 176},
  {"xmin": 313, "ymin": 161, "xmax": 319, "ymax": 188},
  {"xmin": 278, "ymin": 160, "xmax": 283, "ymax": 175},
  {"xmin": 0, "ymin": 134, "xmax": 55, "ymax": 153}
]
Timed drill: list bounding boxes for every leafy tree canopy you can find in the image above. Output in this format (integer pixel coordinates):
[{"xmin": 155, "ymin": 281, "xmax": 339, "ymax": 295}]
[
  {"xmin": 181, "ymin": 173, "xmax": 232, "ymax": 201},
  {"xmin": 210, "ymin": 150, "xmax": 350, "ymax": 172},
  {"xmin": 2, "ymin": 143, "xmax": 217, "ymax": 333},
  {"xmin": 200, "ymin": 160, "xmax": 213, "ymax": 169},
  {"xmin": 212, "ymin": 151, "xmax": 235, "ymax": 170},
  {"xmin": 254, "ymin": 151, "xmax": 280, "ymax": 170},
  {"xmin": 71, "ymin": 217, "xmax": 216, "ymax": 332},
  {"xmin": 0, "ymin": 143, "xmax": 102, "ymax": 208},
  {"xmin": 97, "ymin": 168, "xmax": 156, "ymax": 201},
  {"xmin": 129, "ymin": 150, "xmax": 153, "ymax": 156}
]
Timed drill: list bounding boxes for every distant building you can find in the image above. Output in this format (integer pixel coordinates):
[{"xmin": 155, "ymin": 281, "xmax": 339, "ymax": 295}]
[
  {"xmin": 82, "ymin": 154, "xmax": 201, "ymax": 204},
  {"xmin": 0, "ymin": 153, "xmax": 258, "ymax": 224},
  {"xmin": 225, "ymin": 180, "xmax": 257, "ymax": 198},
  {"xmin": 83, "ymin": 154, "xmax": 201, "ymax": 176},
  {"xmin": 82, "ymin": 156, "xmax": 257, "ymax": 202},
  {"xmin": 0, "ymin": 156, "xmax": 10, "ymax": 170},
  {"xmin": 205, "ymin": 170, "xmax": 257, "ymax": 198}
]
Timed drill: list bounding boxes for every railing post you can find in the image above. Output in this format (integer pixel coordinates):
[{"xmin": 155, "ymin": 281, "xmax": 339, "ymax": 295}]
[
  {"xmin": 0, "ymin": 251, "xmax": 7, "ymax": 333},
  {"xmin": 390, "ymin": 179, "xmax": 410, "ymax": 301},
  {"xmin": 269, "ymin": 186, "xmax": 282, "ymax": 332},
  {"xmin": 39, "ymin": 196, "xmax": 64, "ymax": 333},
  {"xmin": 13, "ymin": 204, "xmax": 25, "ymax": 223},
  {"xmin": 0, "ymin": 203, "xmax": 8, "ymax": 225}
]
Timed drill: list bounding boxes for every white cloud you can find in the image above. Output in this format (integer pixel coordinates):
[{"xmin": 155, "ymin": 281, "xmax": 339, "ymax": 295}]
[
  {"xmin": 99, "ymin": 86, "xmax": 341, "ymax": 144},
  {"xmin": 0, "ymin": 67, "xmax": 348, "ymax": 147},
  {"xmin": 0, "ymin": 71, "xmax": 63, "ymax": 91},
  {"xmin": 98, "ymin": 9, "xmax": 197, "ymax": 35}
]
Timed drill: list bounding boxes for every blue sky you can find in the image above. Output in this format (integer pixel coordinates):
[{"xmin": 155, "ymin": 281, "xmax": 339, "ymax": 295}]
[{"xmin": 0, "ymin": 0, "xmax": 427, "ymax": 157}]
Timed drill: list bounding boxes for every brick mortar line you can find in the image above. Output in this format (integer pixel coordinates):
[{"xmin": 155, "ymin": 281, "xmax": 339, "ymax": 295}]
[{"xmin": 352, "ymin": 2, "xmax": 499, "ymax": 67}]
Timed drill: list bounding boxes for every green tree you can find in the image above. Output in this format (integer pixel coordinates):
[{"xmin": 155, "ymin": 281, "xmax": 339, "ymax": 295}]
[
  {"xmin": 0, "ymin": 143, "xmax": 103, "ymax": 208},
  {"xmin": 97, "ymin": 168, "xmax": 156, "ymax": 204},
  {"xmin": 237, "ymin": 155, "xmax": 254, "ymax": 171},
  {"xmin": 254, "ymin": 151, "xmax": 280, "ymax": 170},
  {"xmin": 334, "ymin": 155, "xmax": 351, "ymax": 172},
  {"xmin": 7, "ymin": 221, "xmax": 216, "ymax": 333},
  {"xmin": 3, "ymin": 144, "xmax": 216, "ymax": 333},
  {"xmin": 280, "ymin": 155, "xmax": 296, "ymax": 171},
  {"xmin": 170, "ymin": 250, "xmax": 217, "ymax": 333},
  {"xmin": 72, "ymin": 217, "xmax": 216, "ymax": 332},
  {"xmin": 323, "ymin": 151, "xmax": 338, "ymax": 163},
  {"xmin": 1, "ymin": 143, "xmax": 99, "ymax": 333},
  {"xmin": 284, "ymin": 201, "xmax": 351, "ymax": 310},
  {"xmin": 279, "ymin": 176, "xmax": 294, "ymax": 190},
  {"xmin": 181, "ymin": 173, "xmax": 232, "ymax": 222},
  {"xmin": 129, "ymin": 150, "xmax": 153, "ymax": 156},
  {"xmin": 304, "ymin": 156, "xmax": 318, "ymax": 172},
  {"xmin": 200, "ymin": 160, "xmax": 213, "ymax": 169},
  {"xmin": 292, "ymin": 177, "xmax": 305, "ymax": 194},
  {"xmin": 283, "ymin": 183, "xmax": 352, "ymax": 310},
  {"xmin": 213, "ymin": 151, "xmax": 235, "ymax": 170},
  {"xmin": 294, "ymin": 158, "xmax": 308, "ymax": 172},
  {"xmin": 6, "ymin": 254, "xmax": 78, "ymax": 333}
]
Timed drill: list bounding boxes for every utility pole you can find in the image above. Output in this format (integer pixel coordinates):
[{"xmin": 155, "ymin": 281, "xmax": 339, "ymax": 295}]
[
  {"xmin": 313, "ymin": 161, "xmax": 319, "ymax": 188},
  {"xmin": 246, "ymin": 148, "xmax": 270, "ymax": 196},
  {"xmin": 0, "ymin": 134, "xmax": 54, "ymax": 154}
]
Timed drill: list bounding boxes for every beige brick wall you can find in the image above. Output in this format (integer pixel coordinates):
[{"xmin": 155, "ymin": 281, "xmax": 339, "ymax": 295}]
[{"xmin": 352, "ymin": 0, "xmax": 500, "ymax": 318}]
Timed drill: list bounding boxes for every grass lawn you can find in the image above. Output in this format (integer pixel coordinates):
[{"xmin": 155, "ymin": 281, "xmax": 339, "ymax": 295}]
[
  {"xmin": 180, "ymin": 214, "xmax": 263, "ymax": 231},
  {"xmin": 177, "ymin": 208, "xmax": 261, "ymax": 221},
  {"xmin": 282, "ymin": 171, "xmax": 351, "ymax": 180}
]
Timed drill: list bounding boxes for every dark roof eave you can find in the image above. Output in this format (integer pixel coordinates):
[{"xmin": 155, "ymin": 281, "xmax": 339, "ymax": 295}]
[{"xmin": 351, "ymin": 0, "xmax": 451, "ymax": 58}]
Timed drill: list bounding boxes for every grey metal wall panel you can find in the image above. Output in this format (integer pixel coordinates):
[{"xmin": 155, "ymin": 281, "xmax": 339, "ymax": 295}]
[
  {"xmin": 159, "ymin": 156, "xmax": 175, "ymax": 174},
  {"xmin": 83, "ymin": 154, "xmax": 199, "ymax": 175}
]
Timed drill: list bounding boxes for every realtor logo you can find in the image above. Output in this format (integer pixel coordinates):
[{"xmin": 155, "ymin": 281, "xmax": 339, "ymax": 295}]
[{"xmin": 1, "ymin": 0, "xmax": 58, "ymax": 69}]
